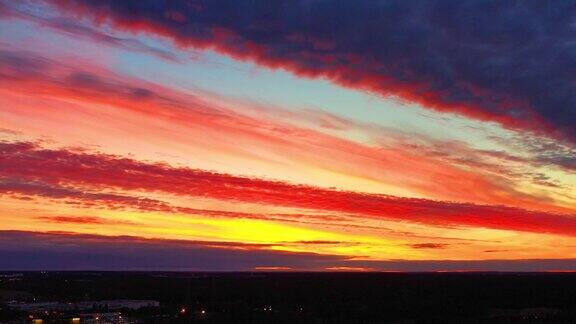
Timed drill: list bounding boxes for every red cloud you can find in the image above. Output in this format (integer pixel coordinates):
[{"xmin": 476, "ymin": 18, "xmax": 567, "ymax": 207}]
[{"xmin": 2, "ymin": 141, "xmax": 576, "ymax": 236}]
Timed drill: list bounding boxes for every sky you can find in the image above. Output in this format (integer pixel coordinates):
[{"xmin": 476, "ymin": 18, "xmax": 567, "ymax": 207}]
[{"xmin": 1, "ymin": 0, "xmax": 576, "ymax": 271}]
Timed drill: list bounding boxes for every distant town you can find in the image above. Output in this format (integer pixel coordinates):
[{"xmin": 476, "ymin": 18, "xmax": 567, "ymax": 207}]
[
  {"xmin": 2, "ymin": 272, "xmax": 576, "ymax": 323},
  {"xmin": 8, "ymin": 298, "xmax": 159, "ymax": 323}
]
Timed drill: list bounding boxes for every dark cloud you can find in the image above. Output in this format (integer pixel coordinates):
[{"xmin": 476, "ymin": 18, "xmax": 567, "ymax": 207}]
[
  {"xmin": 2, "ymin": 231, "xmax": 576, "ymax": 271},
  {"xmin": 409, "ymin": 243, "xmax": 449, "ymax": 249},
  {"xmin": 495, "ymin": 134, "xmax": 576, "ymax": 172},
  {"xmin": 0, "ymin": 50, "xmax": 50, "ymax": 79},
  {"xmin": 46, "ymin": 0, "xmax": 576, "ymax": 142},
  {"xmin": 0, "ymin": 231, "xmax": 344, "ymax": 271},
  {"xmin": 480, "ymin": 133, "xmax": 576, "ymax": 190},
  {"xmin": 36, "ymin": 215, "xmax": 138, "ymax": 226},
  {"xmin": 289, "ymin": 240, "xmax": 346, "ymax": 245},
  {"xmin": 64, "ymin": 71, "xmax": 158, "ymax": 101}
]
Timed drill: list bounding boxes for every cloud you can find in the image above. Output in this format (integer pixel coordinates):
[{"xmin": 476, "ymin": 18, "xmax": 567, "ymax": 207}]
[
  {"xmin": 0, "ymin": 127, "xmax": 21, "ymax": 135},
  {"xmin": 490, "ymin": 133, "xmax": 576, "ymax": 173},
  {"xmin": 45, "ymin": 0, "xmax": 576, "ymax": 143},
  {"xmin": 0, "ymin": 49, "xmax": 567, "ymax": 211},
  {"xmin": 408, "ymin": 243, "xmax": 449, "ymax": 249},
  {"xmin": 37, "ymin": 215, "xmax": 138, "ymax": 226},
  {"xmin": 2, "ymin": 230, "xmax": 576, "ymax": 271},
  {"xmin": 0, "ymin": 230, "xmax": 344, "ymax": 271},
  {"xmin": 288, "ymin": 240, "xmax": 346, "ymax": 245},
  {"xmin": 0, "ymin": 1, "xmax": 182, "ymax": 62},
  {"xmin": 0, "ymin": 178, "xmax": 179, "ymax": 213},
  {"xmin": 3, "ymin": 140, "xmax": 576, "ymax": 237},
  {"xmin": 0, "ymin": 176, "xmax": 341, "ymax": 225}
]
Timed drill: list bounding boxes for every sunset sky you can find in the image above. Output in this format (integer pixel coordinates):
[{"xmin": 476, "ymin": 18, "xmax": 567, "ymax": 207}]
[{"xmin": 2, "ymin": 0, "xmax": 576, "ymax": 271}]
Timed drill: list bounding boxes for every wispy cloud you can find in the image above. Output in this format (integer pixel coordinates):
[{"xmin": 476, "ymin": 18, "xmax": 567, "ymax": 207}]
[
  {"xmin": 37, "ymin": 215, "xmax": 138, "ymax": 226},
  {"xmin": 408, "ymin": 243, "xmax": 449, "ymax": 250},
  {"xmin": 0, "ymin": 0, "xmax": 182, "ymax": 62}
]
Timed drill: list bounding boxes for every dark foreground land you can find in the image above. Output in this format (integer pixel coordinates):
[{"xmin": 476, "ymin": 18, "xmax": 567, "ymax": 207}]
[{"xmin": 2, "ymin": 272, "xmax": 576, "ymax": 323}]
